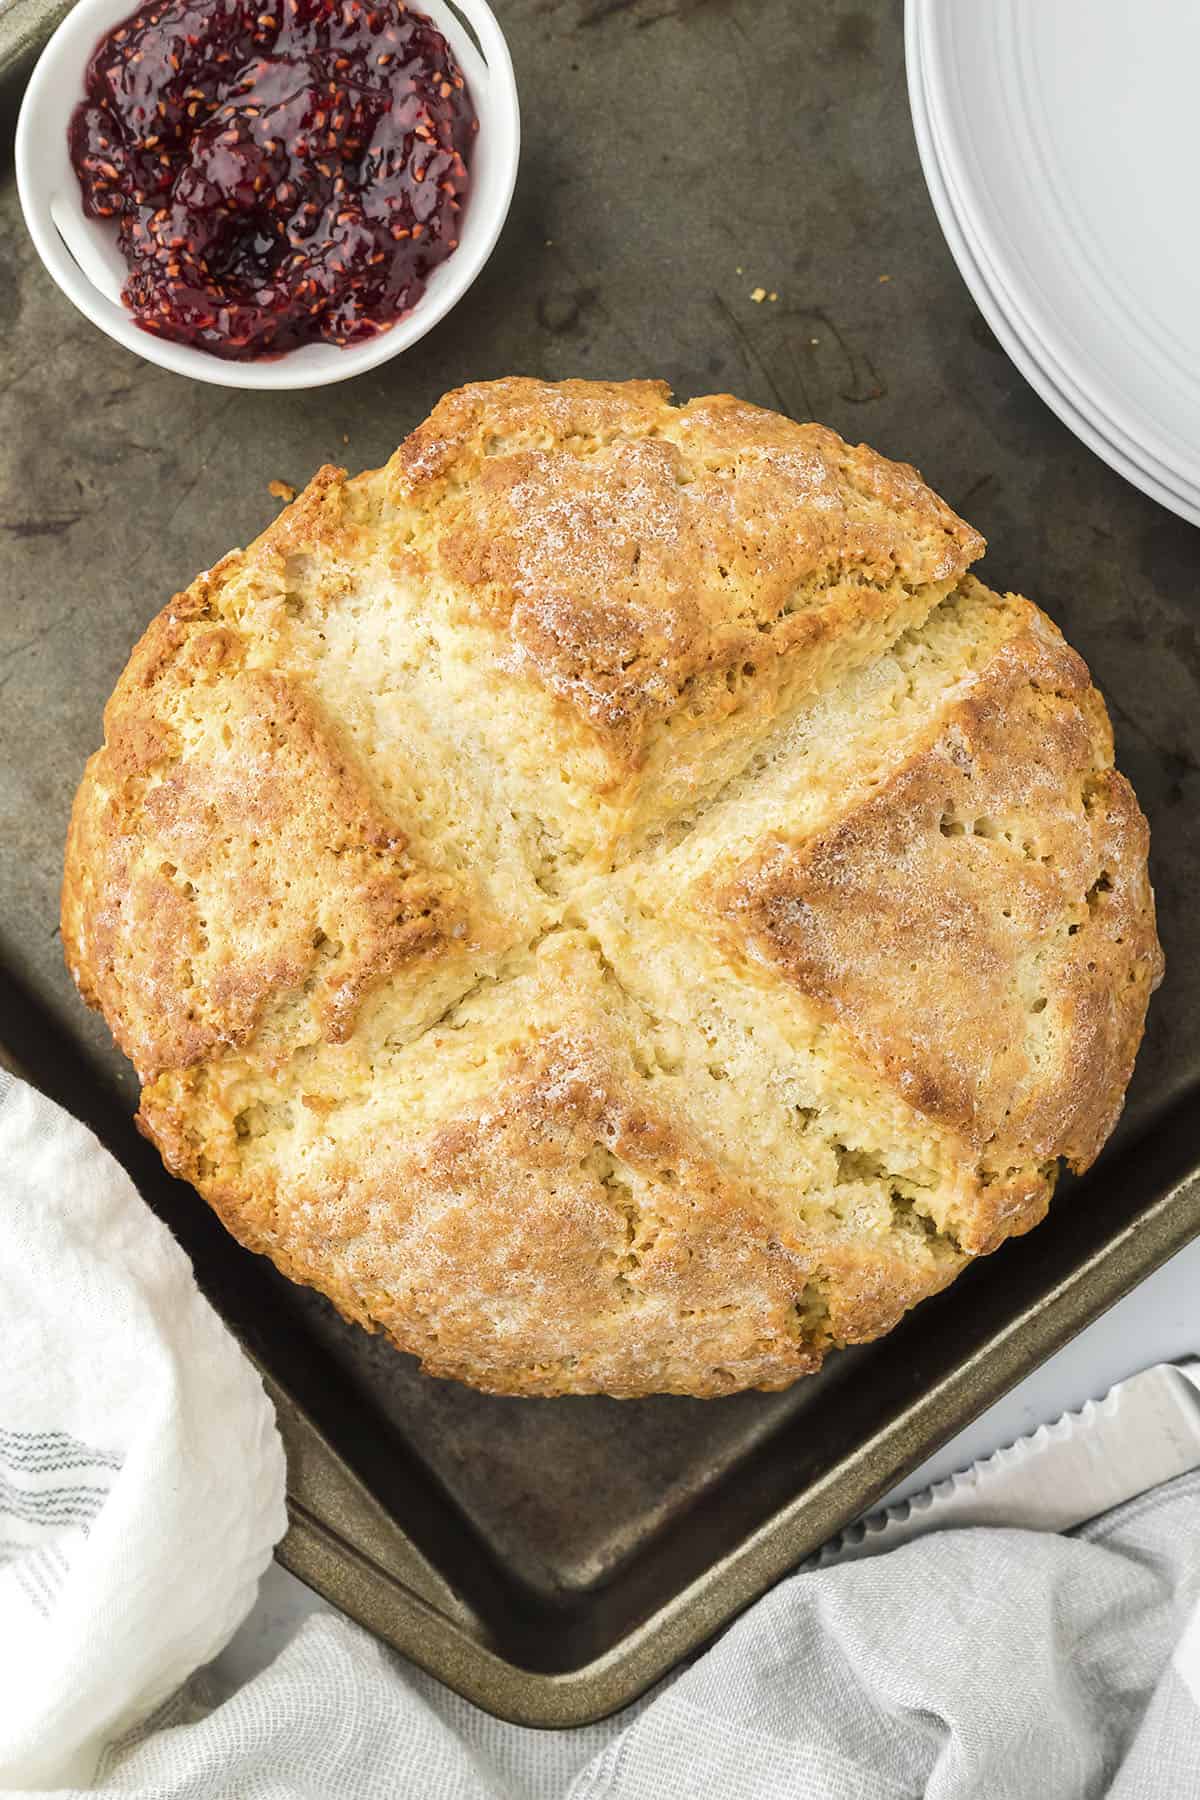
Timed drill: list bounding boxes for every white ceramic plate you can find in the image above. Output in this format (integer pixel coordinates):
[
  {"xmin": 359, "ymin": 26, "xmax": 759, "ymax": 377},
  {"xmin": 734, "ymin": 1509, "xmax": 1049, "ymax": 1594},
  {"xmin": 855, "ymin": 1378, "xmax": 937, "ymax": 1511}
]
[
  {"xmin": 913, "ymin": 0, "xmax": 1200, "ymax": 518},
  {"xmin": 916, "ymin": 0, "xmax": 1200, "ymax": 514},
  {"xmin": 907, "ymin": 0, "xmax": 1200, "ymax": 528},
  {"xmin": 910, "ymin": 8, "xmax": 1200, "ymax": 524},
  {"xmin": 913, "ymin": 0, "xmax": 1200, "ymax": 519}
]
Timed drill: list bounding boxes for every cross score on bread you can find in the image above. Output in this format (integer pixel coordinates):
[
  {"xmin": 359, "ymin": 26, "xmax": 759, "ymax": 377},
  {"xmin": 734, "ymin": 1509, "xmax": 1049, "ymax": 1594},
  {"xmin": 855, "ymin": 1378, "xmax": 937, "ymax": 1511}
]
[{"xmin": 61, "ymin": 380, "xmax": 1163, "ymax": 1398}]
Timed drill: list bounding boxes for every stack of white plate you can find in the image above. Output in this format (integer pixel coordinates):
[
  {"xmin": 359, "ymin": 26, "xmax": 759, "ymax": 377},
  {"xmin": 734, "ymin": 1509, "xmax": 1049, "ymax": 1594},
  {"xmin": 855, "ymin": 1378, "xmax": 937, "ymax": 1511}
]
[{"xmin": 907, "ymin": 0, "xmax": 1200, "ymax": 529}]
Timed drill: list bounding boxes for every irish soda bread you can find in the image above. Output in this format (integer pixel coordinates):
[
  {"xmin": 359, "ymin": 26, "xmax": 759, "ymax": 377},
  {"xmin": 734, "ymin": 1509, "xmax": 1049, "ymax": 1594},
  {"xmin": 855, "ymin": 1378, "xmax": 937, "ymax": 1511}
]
[{"xmin": 62, "ymin": 379, "xmax": 1163, "ymax": 1397}]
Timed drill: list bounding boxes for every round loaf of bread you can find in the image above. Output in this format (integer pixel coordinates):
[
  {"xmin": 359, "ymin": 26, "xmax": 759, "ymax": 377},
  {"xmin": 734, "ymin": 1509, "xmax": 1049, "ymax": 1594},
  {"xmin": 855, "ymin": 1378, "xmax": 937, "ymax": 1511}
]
[{"xmin": 62, "ymin": 379, "xmax": 1163, "ymax": 1397}]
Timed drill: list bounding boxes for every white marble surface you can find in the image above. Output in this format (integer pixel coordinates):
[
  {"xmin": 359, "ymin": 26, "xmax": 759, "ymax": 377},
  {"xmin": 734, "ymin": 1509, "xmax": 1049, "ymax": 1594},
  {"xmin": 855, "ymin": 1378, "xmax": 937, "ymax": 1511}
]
[{"xmin": 216, "ymin": 1236, "xmax": 1200, "ymax": 1700}]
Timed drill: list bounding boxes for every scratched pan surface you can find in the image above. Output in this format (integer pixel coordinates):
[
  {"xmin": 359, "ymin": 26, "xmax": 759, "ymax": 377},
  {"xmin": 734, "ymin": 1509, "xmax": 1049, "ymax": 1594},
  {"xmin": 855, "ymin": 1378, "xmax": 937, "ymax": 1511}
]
[{"xmin": 2, "ymin": 0, "xmax": 1199, "ymax": 1726}]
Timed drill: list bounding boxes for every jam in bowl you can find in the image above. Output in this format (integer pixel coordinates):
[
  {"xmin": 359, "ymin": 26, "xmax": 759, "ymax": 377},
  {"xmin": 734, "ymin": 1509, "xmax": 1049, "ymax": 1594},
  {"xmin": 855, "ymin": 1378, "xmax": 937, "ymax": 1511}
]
[{"xmin": 68, "ymin": 0, "xmax": 478, "ymax": 359}]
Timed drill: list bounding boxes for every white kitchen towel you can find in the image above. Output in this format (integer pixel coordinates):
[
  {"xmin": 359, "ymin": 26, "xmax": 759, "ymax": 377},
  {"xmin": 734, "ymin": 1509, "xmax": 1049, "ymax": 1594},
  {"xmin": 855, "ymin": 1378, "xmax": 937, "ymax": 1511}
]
[
  {"xmin": 9, "ymin": 1472, "xmax": 1200, "ymax": 1800},
  {"xmin": 0, "ymin": 1071, "xmax": 287, "ymax": 1789}
]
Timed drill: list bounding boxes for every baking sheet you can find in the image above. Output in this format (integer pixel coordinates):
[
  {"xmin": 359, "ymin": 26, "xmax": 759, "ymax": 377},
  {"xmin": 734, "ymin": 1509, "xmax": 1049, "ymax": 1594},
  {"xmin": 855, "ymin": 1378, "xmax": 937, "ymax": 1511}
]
[{"xmin": 2, "ymin": 0, "xmax": 1198, "ymax": 1724}]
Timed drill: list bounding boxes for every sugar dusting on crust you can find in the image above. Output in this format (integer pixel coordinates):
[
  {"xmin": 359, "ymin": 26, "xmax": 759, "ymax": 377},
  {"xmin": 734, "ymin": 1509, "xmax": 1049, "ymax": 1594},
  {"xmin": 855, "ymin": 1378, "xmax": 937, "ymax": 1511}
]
[
  {"xmin": 419, "ymin": 384, "xmax": 983, "ymax": 751},
  {"xmin": 61, "ymin": 381, "xmax": 1161, "ymax": 1398},
  {"xmin": 718, "ymin": 595, "xmax": 1162, "ymax": 1251}
]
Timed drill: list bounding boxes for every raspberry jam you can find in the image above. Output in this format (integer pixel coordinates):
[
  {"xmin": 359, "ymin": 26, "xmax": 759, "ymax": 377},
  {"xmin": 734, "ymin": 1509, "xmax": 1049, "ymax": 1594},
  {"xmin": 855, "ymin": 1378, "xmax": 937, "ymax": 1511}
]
[{"xmin": 68, "ymin": 0, "xmax": 476, "ymax": 359}]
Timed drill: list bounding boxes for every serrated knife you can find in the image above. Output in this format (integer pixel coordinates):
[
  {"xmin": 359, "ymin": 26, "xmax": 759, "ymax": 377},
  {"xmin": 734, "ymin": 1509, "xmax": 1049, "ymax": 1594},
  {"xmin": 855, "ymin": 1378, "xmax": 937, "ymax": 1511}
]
[{"xmin": 816, "ymin": 1359, "xmax": 1200, "ymax": 1568}]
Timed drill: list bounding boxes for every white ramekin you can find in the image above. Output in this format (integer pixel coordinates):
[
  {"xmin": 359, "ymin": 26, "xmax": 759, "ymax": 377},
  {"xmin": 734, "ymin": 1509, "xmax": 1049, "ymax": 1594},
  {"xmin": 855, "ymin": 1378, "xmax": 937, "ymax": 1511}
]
[{"xmin": 15, "ymin": 0, "xmax": 519, "ymax": 390}]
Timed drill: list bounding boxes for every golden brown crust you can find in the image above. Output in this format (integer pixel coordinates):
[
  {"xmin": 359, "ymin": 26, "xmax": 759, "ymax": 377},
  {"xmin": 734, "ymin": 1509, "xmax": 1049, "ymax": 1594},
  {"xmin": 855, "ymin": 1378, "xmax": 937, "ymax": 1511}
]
[
  {"xmin": 62, "ymin": 582, "xmax": 486, "ymax": 1084},
  {"xmin": 388, "ymin": 378, "xmax": 983, "ymax": 764},
  {"xmin": 136, "ymin": 933, "xmax": 962, "ymax": 1398},
  {"xmin": 715, "ymin": 599, "xmax": 1162, "ymax": 1253},
  {"xmin": 166, "ymin": 1043, "xmax": 831, "ymax": 1399},
  {"xmin": 62, "ymin": 380, "xmax": 1162, "ymax": 1398}
]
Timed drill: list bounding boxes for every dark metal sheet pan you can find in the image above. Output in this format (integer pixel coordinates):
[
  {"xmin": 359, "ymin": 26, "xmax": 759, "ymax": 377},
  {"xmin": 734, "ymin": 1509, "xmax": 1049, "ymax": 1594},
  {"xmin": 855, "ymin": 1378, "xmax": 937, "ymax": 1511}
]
[
  {"xmin": 0, "ymin": 0, "xmax": 74, "ymax": 85},
  {"xmin": 2, "ymin": 0, "xmax": 1199, "ymax": 1728}
]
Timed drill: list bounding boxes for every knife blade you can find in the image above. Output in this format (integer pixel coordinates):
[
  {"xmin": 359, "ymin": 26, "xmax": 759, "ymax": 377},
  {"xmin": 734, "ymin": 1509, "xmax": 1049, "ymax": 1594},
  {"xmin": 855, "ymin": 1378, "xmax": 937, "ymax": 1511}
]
[{"xmin": 815, "ymin": 1359, "xmax": 1200, "ymax": 1568}]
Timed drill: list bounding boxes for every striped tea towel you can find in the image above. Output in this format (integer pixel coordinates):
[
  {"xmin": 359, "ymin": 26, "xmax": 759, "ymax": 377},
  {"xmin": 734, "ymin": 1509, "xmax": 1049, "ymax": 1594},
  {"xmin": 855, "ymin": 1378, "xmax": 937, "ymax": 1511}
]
[{"xmin": 0, "ymin": 1071, "xmax": 286, "ymax": 1788}]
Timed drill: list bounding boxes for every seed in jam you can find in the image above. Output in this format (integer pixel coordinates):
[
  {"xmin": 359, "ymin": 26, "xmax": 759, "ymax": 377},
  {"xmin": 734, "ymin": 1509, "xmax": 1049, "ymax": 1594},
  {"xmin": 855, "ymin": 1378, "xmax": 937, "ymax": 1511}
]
[{"xmin": 68, "ymin": 0, "xmax": 477, "ymax": 359}]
